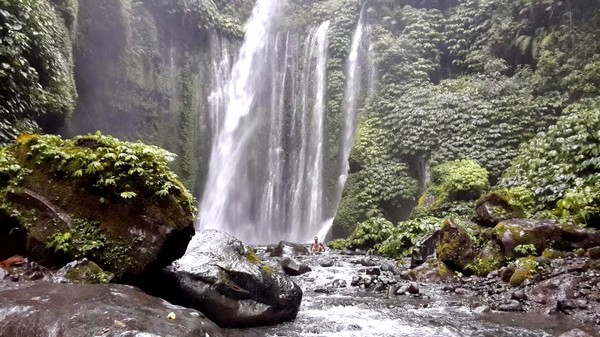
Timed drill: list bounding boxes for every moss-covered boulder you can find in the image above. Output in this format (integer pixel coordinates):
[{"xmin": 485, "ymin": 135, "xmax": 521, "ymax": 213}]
[
  {"xmin": 473, "ymin": 188, "xmax": 533, "ymax": 227},
  {"xmin": 436, "ymin": 218, "xmax": 479, "ymax": 272},
  {"xmin": 0, "ymin": 133, "xmax": 196, "ymax": 280},
  {"xmin": 493, "ymin": 218, "xmax": 600, "ymax": 259},
  {"xmin": 419, "ymin": 160, "xmax": 490, "ymax": 217},
  {"xmin": 53, "ymin": 258, "xmax": 114, "ymax": 284},
  {"xmin": 509, "ymin": 257, "xmax": 540, "ymax": 287},
  {"xmin": 465, "ymin": 240, "xmax": 505, "ymax": 276}
]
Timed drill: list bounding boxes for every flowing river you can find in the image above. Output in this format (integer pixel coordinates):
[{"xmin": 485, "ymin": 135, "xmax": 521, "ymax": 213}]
[{"xmin": 228, "ymin": 250, "xmax": 599, "ymax": 337}]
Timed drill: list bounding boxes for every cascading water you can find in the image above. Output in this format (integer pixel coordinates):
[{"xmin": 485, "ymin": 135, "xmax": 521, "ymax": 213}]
[
  {"xmin": 198, "ymin": 0, "xmax": 335, "ymax": 244},
  {"xmin": 318, "ymin": 7, "xmax": 368, "ymax": 239}
]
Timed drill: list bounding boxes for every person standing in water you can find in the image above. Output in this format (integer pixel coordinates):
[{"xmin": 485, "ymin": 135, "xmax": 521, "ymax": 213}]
[{"xmin": 311, "ymin": 236, "xmax": 325, "ymax": 253}]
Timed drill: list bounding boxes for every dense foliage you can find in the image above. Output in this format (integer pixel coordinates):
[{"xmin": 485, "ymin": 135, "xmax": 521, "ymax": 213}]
[
  {"xmin": 500, "ymin": 99, "xmax": 600, "ymax": 225},
  {"xmin": 0, "ymin": 0, "xmax": 76, "ymax": 145}
]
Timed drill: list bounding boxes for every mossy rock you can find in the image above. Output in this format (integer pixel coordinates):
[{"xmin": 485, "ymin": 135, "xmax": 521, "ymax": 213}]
[
  {"xmin": 0, "ymin": 134, "xmax": 196, "ymax": 281},
  {"xmin": 436, "ymin": 218, "xmax": 479, "ymax": 272},
  {"xmin": 493, "ymin": 219, "xmax": 561, "ymax": 258},
  {"xmin": 54, "ymin": 258, "xmax": 114, "ymax": 284},
  {"xmin": 509, "ymin": 257, "xmax": 540, "ymax": 287},
  {"xmin": 473, "ymin": 189, "xmax": 530, "ymax": 227},
  {"xmin": 465, "ymin": 241, "xmax": 505, "ymax": 276}
]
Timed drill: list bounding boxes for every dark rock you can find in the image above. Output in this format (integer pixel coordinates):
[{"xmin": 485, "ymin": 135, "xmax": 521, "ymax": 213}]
[
  {"xmin": 6, "ymin": 181, "xmax": 195, "ymax": 281},
  {"xmin": 365, "ymin": 267, "xmax": 381, "ymax": 276},
  {"xmin": 586, "ymin": 246, "xmax": 600, "ymax": 259},
  {"xmin": 332, "ymin": 279, "xmax": 347, "ymax": 288},
  {"xmin": 511, "ymin": 289, "xmax": 528, "ymax": 301},
  {"xmin": 407, "ymin": 282, "xmax": 420, "ymax": 294},
  {"xmin": 145, "ymin": 230, "xmax": 302, "ymax": 328},
  {"xmin": 496, "ymin": 300, "xmax": 524, "ymax": 312},
  {"xmin": 557, "ymin": 299, "xmax": 578, "ymax": 311},
  {"xmin": 353, "ymin": 258, "xmax": 377, "ymax": 267},
  {"xmin": 436, "ymin": 218, "xmax": 478, "ymax": 271},
  {"xmin": 268, "ymin": 241, "xmax": 309, "ymax": 257},
  {"xmin": 410, "ymin": 229, "xmax": 440, "ymax": 268},
  {"xmin": 53, "ymin": 259, "xmax": 113, "ymax": 284},
  {"xmin": 314, "ymin": 287, "xmax": 332, "ymax": 294},
  {"xmin": 280, "ymin": 258, "xmax": 311, "ymax": 276},
  {"xmin": 558, "ymin": 329, "xmax": 594, "ymax": 337},
  {"xmin": 351, "ymin": 276, "xmax": 361, "ymax": 287},
  {"xmin": 0, "ymin": 268, "xmax": 6, "ymax": 280},
  {"xmin": 0, "ymin": 283, "xmax": 223, "ymax": 337},
  {"xmin": 500, "ymin": 265, "xmax": 515, "ymax": 283}
]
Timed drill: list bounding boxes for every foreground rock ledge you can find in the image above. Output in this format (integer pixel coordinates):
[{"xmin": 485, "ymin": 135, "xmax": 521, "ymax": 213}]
[
  {"xmin": 144, "ymin": 230, "xmax": 303, "ymax": 328},
  {"xmin": 0, "ymin": 283, "xmax": 224, "ymax": 337}
]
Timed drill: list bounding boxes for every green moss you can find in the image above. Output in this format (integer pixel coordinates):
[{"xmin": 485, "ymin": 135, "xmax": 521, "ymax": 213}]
[
  {"xmin": 509, "ymin": 257, "xmax": 540, "ymax": 287},
  {"xmin": 542, "ymin": 248, "xmax": 563, "ymax": 259},
  {"xmin": 64, "ymin": 260, "xmax": 114, "ymax": 284},
  {"xmin": 245, "ymin": 250, "xmax": 260, "ymax": 265}
]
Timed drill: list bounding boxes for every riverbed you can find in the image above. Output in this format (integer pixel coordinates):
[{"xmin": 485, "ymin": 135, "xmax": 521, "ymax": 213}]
[{"xmin": 228, "ymin": 250, "xmax": 600, "ymax": 337}]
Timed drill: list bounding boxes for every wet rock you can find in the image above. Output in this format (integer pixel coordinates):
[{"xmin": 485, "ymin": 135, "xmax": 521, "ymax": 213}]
[
  {"xmin": 528, "ymin": 274, "xmax": 580, "ymax": 306},
  {"xmin": 268, "ymin": 241, "xmax": 310, "ymax": 257},
  {"xmin": 314, "ymin": 287, "xmax": 332, "ymax": 294},
  {"xmin": 351, "ymin": 276, "xmax": 361, "ymax": 287},
  {"xmin": 353, "ymin": 258, "xmax": 377, "ymax": 267},
  {"xmin": 332, "ymin": 279, "xmax": 347, "ymax": 288},
  {"xmin": 472, "ymin": 305, "xmax": 491, "ymax": 313},
  {"xmin": 318, "ymin": 258, "xmax": 334, "ymax": 267},
  {"xmin": 511, "ymin": 289, "xmax": 528, "ymax": 301},
  {"xmin": 559, "ymin": 329, "xmax": 594, "ymax": 337},
  {"xmin": 53, "ymin": 259, "xmax": 113, "ymax": 284},
  {"xmin": 364, "ymin": 267, "xmax": 381, "ymax": 276},
  {"xmin": 496, "ymin": 300, "xmax": 524, "ymax": 312},
  {"xmin": 587, "ymin": 246, "xmax": 600, "ymax": 259},
  {"xmin": 436, "ymin": 218, "xmax": 478, "ymax": 271},
  {"xmin": 407, "ymin": 282, "xmax": 420, "ymax": 294},
  {"xmin": 281, "ymin": 258, "xmax": 312, "ymax": 276},
  {"xmin": 146, "ymin": 230, "xmax": 302, "ymax": 328},
  {"xmin": 0, "ymin": 283, "xmax": 223, "ymax": 337},
  {"xmin": 410, "ymin": 229, "xmax": 440, "ymax": 268},
  {"xmin": 395, "ymin": 284, "xmax": 409, "ymax": 295},
  {"xmin": 402, "ymin": 260, "xmax": 454, "ymax": 283},
  {"xmin": 0, "ymin": 268, "xmax": 6, "ymax": 280},
  {"xmin": 558, "ymin": 299, "xmax": 579, "ymax": 311}
]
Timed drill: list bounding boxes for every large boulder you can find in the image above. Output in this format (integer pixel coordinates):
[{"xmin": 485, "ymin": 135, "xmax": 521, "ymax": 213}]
[
  {"xmin": 0, "ymin": 134, "xmax": 196, "ymax": 280},
  {"xmin": 410, "ymin": 229, "xmax": 440, "ymax": 268},
  {"xmin": 145, "ymin": 230, "xmax": 303, "ymax": 328},
  {"xmin": 0, "ymin": 283, "xmax": 223, "ymax": 337},
  {"xmin": 473, "ymin": 191, "xmax": 527, "ymax": 227},
  {"xmin": 436, "ymin": 218, "xmax": 478, "ymax": 272},
  {"xmin": 494, "ymin": 219, "xmax": 600, "ymax": 257},
  {"xmin": 268, "ymin": 241, "xmax": 310, "ymax": 257}
]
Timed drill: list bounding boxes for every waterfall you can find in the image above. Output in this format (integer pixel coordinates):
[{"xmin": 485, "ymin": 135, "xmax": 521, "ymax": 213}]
[
  {"xmin": 198, "ymin": 0, "xmax": 334, "ymax": 244},
  {"xmin": 318, "ymin": 6, "xmax": 368, "ymax": 239}
]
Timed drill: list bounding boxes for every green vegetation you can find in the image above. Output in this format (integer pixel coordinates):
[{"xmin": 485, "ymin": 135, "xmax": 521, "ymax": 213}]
[
  {"xmin": 0, "ymin": 0, "xmax": 76, "ymax": 145},
  {"xmin": 5, "ymin": 133, "xmax": 195, "ymax": 213},
  {"xmin": 500, "ymin": 99, "xmax": 600, "ymax": 225},
  {"xmin": 47, "ymin": 218, "xmax": 131, "ymax": 275}
]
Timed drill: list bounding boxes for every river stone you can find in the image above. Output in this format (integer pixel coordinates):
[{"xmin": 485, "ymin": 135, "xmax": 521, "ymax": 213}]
[
  {"xmin": 268, "ymin": 241, "xmax": 310, "ymax": 257},
  {"xmin": 280, "ymin": 258, "xmax": 311, "ymax": 276},
  {"xmin": 588, "ymin": 246, "xmax": 600, "ymax": 259},
  {"xmin": 147, "ymin": 230, "xmax": 302, "ymax": 328},
  {"xmin": 528, "ymin": 274, "xmax": 580, "ymax": 306},
  {"xmin": 0, "ymin": 283, "xmax": 223, "ymax": 337}
]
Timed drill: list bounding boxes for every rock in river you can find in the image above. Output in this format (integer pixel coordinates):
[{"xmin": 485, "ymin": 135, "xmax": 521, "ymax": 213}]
[
  {"xmin": 268, "ymin": 241, "xmax": 310, "ymax": 257},
  {"xmin": 145, "ymin": 230, "xmax": 303, "ymax": 328},
  {"xmin": 0, "ymin": 282, "xmax": 223, "ymax": 337}
]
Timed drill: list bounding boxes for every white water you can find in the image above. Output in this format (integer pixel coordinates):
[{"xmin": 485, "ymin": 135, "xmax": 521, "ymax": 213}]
[{"xmin": 198, "ymin": 0, "xmax": 337, "ymax": 244}]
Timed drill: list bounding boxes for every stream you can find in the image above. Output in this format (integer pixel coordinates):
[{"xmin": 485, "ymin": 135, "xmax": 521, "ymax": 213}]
[{"xmin": 228, "ymin": 250, "xmax": 599, "ymax": 337}]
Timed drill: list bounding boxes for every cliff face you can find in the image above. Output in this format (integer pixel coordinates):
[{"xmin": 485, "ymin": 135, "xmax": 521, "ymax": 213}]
[{"xmin": 64, "ymin": 0, "xmax": 233, "ymax": 192}]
